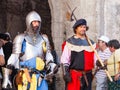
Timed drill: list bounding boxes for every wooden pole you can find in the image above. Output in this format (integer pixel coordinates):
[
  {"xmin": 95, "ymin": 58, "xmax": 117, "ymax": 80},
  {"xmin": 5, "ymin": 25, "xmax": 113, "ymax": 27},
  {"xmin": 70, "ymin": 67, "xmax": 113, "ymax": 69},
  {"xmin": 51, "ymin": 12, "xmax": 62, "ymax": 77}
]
[{"xmin": 85, "ymin": 34, "xmax": 113, "ymax": 82}]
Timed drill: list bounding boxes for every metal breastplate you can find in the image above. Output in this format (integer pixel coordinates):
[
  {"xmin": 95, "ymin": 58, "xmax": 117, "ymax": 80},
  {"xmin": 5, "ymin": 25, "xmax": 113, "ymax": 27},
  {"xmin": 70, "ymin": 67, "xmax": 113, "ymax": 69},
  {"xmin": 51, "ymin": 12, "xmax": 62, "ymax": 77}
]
[
  {"xmin": 20, "ymin": 35, "xmax": 45, "ymax": 61},
  {"xmin": 10, "ymin": 34, "xmax": 53, "ymax": 69}
]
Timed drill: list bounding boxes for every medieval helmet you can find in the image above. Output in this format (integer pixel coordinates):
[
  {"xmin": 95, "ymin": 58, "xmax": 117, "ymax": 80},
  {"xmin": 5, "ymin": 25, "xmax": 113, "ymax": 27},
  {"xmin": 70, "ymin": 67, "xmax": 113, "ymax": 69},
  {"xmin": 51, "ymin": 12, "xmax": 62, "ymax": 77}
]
[{"xmin": 26, "ymin": 11, "xmax": 42, "ymax": 30}]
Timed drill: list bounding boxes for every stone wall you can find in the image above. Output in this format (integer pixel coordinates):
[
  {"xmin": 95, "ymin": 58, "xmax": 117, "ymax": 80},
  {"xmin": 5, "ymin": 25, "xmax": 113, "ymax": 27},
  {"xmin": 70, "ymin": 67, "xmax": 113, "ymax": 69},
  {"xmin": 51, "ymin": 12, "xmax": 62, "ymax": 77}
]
[
  {"xmin": 48, "ymin": 0, "xmax": 120, "ymax": 56},
  {"xmin": 49, "ymin": 0, "xmax": 98, "ymax": 56},
  {"xmin": 104, "ymin": 0, "xmax": 120, "ymax": 40}
]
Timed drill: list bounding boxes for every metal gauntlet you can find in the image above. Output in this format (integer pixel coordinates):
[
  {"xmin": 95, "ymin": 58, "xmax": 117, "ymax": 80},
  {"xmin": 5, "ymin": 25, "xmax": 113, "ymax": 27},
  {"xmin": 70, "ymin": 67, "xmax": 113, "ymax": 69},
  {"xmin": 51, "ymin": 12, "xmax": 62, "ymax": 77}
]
[{"xmin": 46, "ymin": 61, "xmax": 59, "ymax": 75}]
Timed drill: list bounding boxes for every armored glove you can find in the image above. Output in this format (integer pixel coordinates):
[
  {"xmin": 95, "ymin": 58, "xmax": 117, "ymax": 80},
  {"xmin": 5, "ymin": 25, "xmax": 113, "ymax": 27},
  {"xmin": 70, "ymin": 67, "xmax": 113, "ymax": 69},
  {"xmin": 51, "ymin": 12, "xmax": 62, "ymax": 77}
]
[
  {"xmin": 45, "ymin": 62, "xmax": 59, "ymax": 82},
  {"xmin": 46, "ymin": 62, "xmax": 59, "ymax": 74},
  {"xmin": 63, "ymin": 66, "xmax": 72, "ymax": 83}
]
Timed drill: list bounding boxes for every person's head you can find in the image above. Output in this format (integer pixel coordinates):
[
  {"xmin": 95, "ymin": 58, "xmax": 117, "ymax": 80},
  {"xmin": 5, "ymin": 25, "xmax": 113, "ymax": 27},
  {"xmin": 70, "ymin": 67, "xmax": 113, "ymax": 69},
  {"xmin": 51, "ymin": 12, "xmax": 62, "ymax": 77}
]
[
  {"xmin": 0, "ymin": 33, "xmax": 10, "ymax": 45},
  {"xmin": 0, "ymin": 33, "xmax": 10, "ymax": 41},
  {"xmin": 98, "ymin": 35, "xmax": 109, "ymax": 50},
  {"xmin": 26, "ymin": 11, "xmax": 41, "ymax": 35},
  {"xmin": 5, "ymin": 32, "xmax": 11, "ymax": 40},
  {"xmin": 108, "ymin": 39, "xmax": 120, "ymax": 52},
  {"xmin": 72, "ymin": 19, "xmax": 89, "ymax": 35}
]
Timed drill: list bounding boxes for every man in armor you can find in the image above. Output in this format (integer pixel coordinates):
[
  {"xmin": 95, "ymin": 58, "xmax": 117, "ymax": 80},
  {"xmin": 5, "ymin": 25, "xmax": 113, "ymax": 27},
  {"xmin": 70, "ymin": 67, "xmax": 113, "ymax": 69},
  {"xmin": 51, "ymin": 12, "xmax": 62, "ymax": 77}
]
[{"xmin": 2, "ymin": 11, "xmax": 58, "ymax": 90}]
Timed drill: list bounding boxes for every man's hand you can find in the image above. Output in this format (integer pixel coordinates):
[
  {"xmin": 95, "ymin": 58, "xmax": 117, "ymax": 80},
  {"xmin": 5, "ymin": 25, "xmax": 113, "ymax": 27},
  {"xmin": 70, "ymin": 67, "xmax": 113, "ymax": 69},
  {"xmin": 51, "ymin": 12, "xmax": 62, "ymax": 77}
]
[
  {"xmin": 63, "ymin": 72, "xmax": 72, "ymax": 83},
  {"xmin": 96, "ymin": 60, "xmax": 107, "ymax": 70},
  {"xmin": 114, "ymin": 73, "xmax": 120, "ymax": 81},
  {"xmin": 63, "ymin": 66, "xmax": 72, "ymax": 83},
  {"xmin": 0, "ymin": 55, "xmax": 5, "ymax": 66},
  {"xmin": 96, "ymin": 60, "xmax": 102, "ymax": 67}
]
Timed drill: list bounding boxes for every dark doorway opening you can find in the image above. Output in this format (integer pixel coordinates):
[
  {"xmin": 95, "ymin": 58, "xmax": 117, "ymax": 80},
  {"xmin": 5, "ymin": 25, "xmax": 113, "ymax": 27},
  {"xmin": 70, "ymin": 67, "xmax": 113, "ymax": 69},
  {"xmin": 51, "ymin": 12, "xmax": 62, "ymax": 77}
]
[{"xmin": 0, "ymin": 0, "xmax": 53, "ymax": 47}]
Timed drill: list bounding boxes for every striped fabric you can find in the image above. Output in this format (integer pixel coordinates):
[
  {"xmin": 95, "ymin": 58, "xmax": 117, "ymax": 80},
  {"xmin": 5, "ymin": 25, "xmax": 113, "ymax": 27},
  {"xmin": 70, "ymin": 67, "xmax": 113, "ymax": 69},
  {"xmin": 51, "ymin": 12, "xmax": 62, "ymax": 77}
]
[{"xmin": 95, "ymin": 48, "xmax": 112, "ymax": 78}]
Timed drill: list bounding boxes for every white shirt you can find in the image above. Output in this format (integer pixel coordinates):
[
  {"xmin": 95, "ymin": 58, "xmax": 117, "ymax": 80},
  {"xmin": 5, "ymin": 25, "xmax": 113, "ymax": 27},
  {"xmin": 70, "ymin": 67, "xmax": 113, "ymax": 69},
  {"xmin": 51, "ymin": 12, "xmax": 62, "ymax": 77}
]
[
  {"xmin": 95, "ymin": 48, "xmax": 112, "ymax": 78},
  {"xmin": 0, "ymin": 48, "xmax": 4, "ymax": 56}
]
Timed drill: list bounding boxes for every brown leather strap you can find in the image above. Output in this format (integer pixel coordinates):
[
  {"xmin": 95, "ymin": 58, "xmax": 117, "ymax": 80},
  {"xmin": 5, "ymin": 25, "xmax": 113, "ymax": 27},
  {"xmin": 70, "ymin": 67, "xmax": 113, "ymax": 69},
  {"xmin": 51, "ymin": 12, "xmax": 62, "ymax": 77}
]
[
  {"xmin": 82, "ymin": 72, "xmax": 89, "ymax": 87},
  {"xmin": 71, "ymin": 69, "xmax": 91, "ymax": 73}
]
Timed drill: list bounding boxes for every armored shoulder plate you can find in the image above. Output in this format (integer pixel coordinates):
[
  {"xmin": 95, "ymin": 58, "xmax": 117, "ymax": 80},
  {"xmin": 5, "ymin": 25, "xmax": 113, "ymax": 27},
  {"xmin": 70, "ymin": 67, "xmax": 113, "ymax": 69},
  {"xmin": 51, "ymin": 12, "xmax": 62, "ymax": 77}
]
[
  {"xmin": 42, "ymin": 34, "xmax": 50, "ymax": 48},
  {"xmin": 12, "ymin": 34, "xmax": 25, "ymax": 54}
]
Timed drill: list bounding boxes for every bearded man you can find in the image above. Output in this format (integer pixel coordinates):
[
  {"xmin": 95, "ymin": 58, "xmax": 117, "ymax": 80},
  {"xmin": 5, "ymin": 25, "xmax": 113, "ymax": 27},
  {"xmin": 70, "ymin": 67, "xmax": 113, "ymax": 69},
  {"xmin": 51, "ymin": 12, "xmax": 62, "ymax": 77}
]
[{"xmin": 2, "ymin": 11, "xmax": 58, "ymax": 90}]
